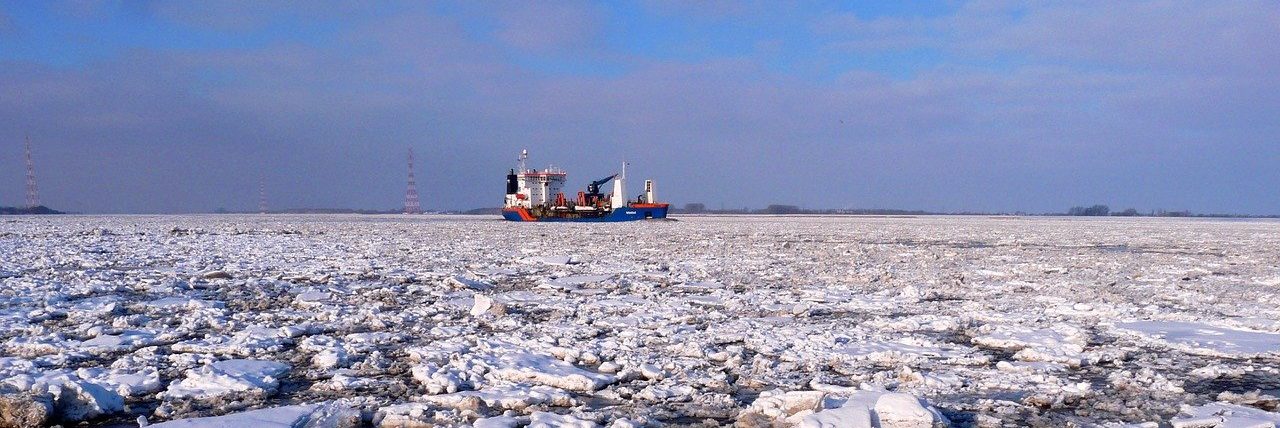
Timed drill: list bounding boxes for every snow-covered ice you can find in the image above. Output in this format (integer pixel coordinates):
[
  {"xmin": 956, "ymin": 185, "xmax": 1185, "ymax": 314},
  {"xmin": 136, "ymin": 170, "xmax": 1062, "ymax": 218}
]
[
  {"xmin": 148, "ymin": 403, "xmax": 324, "ymax": 427},
  {"xmin": 2, "ymin": 214, "xmax": 1280, "ymax": 426},
  {"xmin": 1169, "ymin": 402, "xmax": 1280, "ymax": 428},
  {"xmin": 1115, "ymin": 320, "xmax": 1280, "ymax": 357},
  {"xmin": 160, "ymin": 359, "xmax": 290, "ymax": 400}
]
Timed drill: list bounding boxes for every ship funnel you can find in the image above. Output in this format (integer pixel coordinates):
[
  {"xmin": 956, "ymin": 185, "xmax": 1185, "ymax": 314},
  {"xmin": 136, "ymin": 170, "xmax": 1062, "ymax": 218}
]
[
  {"xmin": 506, "ymin": 169, "xmax": 518, "ymax": 195},
  {"xmin": 644, "ymin": 180, "xmax": 654, "ymax": 203},
  {"xmin": 611, "ymin": 161, "xmax": 627, "ymax": 209}
]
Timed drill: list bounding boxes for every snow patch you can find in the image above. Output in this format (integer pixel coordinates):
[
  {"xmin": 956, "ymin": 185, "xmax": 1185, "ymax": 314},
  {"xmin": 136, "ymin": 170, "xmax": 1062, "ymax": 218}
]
[
  {"xmin": 1116, "ymin": 321, "xmax": 1280, "ymax": 357},
  {"xmin": 149, "ymin": 403, "xmax": 324, "ymax": 428},
  {"xmin": 160, "ymin": 359, "xmax": 290, "ymax": 400}
]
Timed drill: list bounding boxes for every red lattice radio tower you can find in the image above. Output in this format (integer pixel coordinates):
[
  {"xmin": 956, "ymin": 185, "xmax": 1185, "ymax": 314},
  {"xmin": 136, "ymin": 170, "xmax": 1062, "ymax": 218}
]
[
  {"xmin": 24, "ymin": 134, "xmax": 40, "ymax": 209},
  {"xmin": 404, "ymin": 148, "xmax": 422, "ymax": 214},
  {"xmin": 258, "ymin": 176, "xmax": 267, "ymax": 214}
]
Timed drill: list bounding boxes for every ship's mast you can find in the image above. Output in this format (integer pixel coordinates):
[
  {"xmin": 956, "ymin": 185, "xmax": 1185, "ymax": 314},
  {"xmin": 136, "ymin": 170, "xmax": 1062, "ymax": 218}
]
[{"xmin": 518, "ymin": 149, "xmax": 528, "ymax": 174}]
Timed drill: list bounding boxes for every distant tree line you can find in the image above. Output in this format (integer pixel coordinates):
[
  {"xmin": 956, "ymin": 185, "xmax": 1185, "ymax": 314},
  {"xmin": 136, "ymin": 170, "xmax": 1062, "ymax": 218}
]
[
  {"xmin": 1066, "ymin": 204, "xmax": 1192, "ymax": 217},
  {"xmin": 0, "ymin": 205, "xmax": 63, "ymax": 215},
  {"xmin": 1113, "ymin": 208, "xmax": 1141, "ymax": 216},
  {"xmin": 1067, "ymin": 205, "xmax": 1112, "ymax": 216},
  {"xmin": 1061, "ymin": 204, "xmax": 1274, "ymax": 218}
]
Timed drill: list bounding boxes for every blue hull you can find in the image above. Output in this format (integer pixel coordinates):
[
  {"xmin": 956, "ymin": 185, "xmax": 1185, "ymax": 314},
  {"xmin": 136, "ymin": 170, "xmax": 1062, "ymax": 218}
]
[{"xmin": 503, "ymin": 205, "xmax": 669, "ymax": 222}]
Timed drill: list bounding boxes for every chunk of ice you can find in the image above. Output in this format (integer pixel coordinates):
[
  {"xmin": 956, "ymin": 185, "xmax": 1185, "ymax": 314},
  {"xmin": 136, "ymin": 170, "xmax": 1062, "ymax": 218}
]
[
  {"xmin": 488, "ymin": 352, "xmax": 617, "ymax": 392},
  {"xmin": 1169, "ymin": 402, "xmax": 1280, "ymax": 428},
  {"xmin": 1116, "ymin": 321, "xmax": 1280, "ymax": 357},
  {"xmin": 161, "ymin": 359, "xmax": 290, "ymax": 400},
  {"xmin": 149, "ymin": 403, "xmax": 322, "ymax": 428}
]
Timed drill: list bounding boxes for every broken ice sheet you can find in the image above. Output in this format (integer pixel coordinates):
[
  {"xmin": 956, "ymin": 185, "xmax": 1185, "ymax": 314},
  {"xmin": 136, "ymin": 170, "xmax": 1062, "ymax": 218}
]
[
  {"xmin": 971, "ymin": 323, "xmax": 1088, "ymax": 366},
  {"xmin": 77, "ymin": 329, "xmax": 160, "ymax": 353},
  {"xmin": 171, "ymin": 325, "xmax": 292, "ymax": 356},
  {"xmin": 4, "ymin": 215, "xmax": 1280, "ymax": 426},
  {"xmin": 1115, "ymin": 321, "xmax": 1280, "ymax": 357},
  {"xmin": 160, "ymin": 359, "xmax": 289, "ymax": 400},
  {"xmin": 148, "ymin": 403, "xmax": 328, "ymax": 428},
  {"xmin": 1169, "ymin": 402, "xmax": 1280, "ymax": 428}
]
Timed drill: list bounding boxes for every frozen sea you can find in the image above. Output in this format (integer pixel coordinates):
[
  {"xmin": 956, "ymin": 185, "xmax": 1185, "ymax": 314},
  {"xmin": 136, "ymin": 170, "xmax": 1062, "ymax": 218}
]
[{"xmin": 2, "ymin": 214, "xmax": 1279, "ymax": 427}]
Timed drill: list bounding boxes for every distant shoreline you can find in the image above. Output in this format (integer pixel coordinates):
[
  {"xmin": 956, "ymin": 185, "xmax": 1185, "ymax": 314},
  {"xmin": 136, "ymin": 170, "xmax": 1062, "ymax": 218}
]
[{"xmin": 0, "ymin": 206, "xmax": 63, "ymax": 215}]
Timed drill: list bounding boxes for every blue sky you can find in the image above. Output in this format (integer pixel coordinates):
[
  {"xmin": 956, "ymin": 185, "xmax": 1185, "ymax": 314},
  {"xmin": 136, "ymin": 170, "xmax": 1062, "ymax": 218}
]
[{"xmin": 1, "ymin": 1, "xmax": 1277, "ymax": 214}]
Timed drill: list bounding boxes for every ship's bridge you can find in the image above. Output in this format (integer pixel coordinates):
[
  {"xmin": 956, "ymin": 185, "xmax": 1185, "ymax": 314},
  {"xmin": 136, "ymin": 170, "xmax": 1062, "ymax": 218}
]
[{"xmin": 514, "ymin": 167, "xmax": 566, "ymax": 208}]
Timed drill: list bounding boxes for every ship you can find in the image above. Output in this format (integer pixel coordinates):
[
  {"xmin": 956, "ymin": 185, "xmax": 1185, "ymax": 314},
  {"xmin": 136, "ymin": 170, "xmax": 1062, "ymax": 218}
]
[{"xmin": 502, "ymin": 150, "xmax": 669, "ymax": 222}]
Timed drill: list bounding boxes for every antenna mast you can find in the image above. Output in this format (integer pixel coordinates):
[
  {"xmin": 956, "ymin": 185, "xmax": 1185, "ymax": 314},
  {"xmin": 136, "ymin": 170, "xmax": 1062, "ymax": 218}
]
[
  {"xmin": 404, "ymin": 148, "xmax": 422, "ymax": 214},
  {"xmin": 24, "ymin": 134, "xmax": 40, "ymax": 209}
]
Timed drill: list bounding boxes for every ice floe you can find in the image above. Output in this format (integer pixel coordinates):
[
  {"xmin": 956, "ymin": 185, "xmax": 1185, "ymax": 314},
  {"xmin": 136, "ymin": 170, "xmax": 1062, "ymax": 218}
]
[
  {"xmin": 161, "ymin": 359, "xmax": 289, "ymax": 400},
  {"xmin": 149, "ymin": 403, "xmax": 323, "ymax": 427},
  {"xmin": 1115, "ymin": 320, "xmax": 1280, "ymax": 357},
  {"xmin": 1169, "ymin": 402, "xmax": 1280, "ymax": 428}
]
